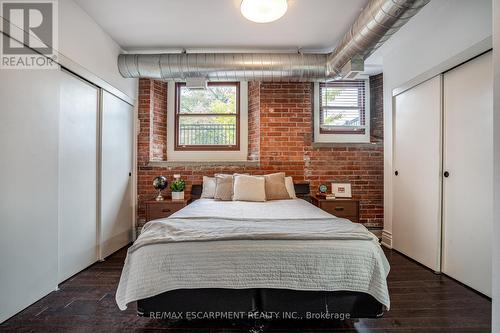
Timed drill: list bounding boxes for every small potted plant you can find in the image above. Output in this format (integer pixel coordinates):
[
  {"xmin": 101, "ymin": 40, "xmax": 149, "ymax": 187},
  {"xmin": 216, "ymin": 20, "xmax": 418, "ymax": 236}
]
[{"xmin": 170, "ymin": 175, "xmax": 185, "ymax": 200}]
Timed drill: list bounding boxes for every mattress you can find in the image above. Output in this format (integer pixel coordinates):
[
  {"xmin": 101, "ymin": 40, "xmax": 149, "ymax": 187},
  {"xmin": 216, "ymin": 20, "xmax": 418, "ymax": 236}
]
[{"xmin": 116, "ymin": 199, "xmax": 390, "ymax": 311}]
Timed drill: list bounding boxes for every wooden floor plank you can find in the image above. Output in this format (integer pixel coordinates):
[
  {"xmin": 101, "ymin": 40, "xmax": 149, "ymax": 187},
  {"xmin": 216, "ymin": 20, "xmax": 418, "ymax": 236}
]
[{"xmin": 0, "ymin": 247, "xmax": 491, "ymax": 332}]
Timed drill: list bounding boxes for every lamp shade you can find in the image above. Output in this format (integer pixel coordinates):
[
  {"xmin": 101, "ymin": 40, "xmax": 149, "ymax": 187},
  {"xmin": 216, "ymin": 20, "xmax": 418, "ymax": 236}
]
[{"xmin": 240, "ymin": 0, "xmax": 288, "ymax": 23}]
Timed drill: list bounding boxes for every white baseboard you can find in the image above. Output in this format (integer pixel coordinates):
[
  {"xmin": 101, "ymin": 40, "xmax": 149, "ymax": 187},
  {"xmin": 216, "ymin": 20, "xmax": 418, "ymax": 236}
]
[{"xmin": 381, "ymin": 230, "xmax": 392, "ymax": 249}]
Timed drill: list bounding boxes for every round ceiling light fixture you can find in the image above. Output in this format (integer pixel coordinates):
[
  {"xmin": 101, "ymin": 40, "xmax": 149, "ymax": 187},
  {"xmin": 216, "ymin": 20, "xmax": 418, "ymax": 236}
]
[{"xmin": 240, "ymin": 0, "xmax": 288, "ymax": 23}]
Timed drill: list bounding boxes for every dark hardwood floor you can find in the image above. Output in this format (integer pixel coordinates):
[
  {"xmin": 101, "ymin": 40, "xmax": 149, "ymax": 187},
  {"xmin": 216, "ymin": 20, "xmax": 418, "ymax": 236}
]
[{"xmin": 0, "ymin": 247, "xmax": 491, "ymax": 333}]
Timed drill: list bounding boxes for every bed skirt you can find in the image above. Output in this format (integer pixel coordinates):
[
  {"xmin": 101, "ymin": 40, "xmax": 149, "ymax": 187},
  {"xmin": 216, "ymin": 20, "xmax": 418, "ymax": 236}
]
[{"xmin": 137, "ymin": 288, "xmax": 384, "ymax": 320}]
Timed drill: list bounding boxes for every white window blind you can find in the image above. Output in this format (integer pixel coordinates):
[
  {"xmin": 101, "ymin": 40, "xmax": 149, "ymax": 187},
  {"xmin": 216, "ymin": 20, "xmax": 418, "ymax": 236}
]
[{"xmin": 319, "ymin": 80, "xmax": 366, "ymax": 134}]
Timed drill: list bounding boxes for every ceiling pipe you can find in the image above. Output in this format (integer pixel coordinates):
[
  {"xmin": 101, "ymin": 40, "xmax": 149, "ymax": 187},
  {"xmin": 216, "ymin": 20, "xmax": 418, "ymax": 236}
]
[
  {"xmin": 325, "ymin": 0, "xmax": 431, "ymax": 76},
  {"xmin": 118, "ymin": 0, "xmax": 430, "ymax": 81}
]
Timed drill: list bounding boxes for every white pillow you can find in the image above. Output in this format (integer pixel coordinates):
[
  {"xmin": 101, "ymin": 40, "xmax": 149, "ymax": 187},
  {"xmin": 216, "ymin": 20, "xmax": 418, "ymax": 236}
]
[
  {"xmin": 232, "ymin": 175, "xmax": 266, "ymax": 202},
  {"xmin": 201, "ymin": 176, "xmax": 216, "ymax": 198},
  {"xmin": 285, "ymin": 176, "xmax": 297, "ymax": 198}
]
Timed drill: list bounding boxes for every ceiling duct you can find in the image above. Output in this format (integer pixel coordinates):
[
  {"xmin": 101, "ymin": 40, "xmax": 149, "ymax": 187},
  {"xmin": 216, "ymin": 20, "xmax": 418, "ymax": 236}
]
[
  {"xmin": 341, "ymin": 55, "xmax": 365, "ymax": 80},
  {"xmin": 118, "ymin": 0, "xmax": 430, "ymax": 81},
  {"xmin": 185, "ymin": 77, "xmax": 208, "ymax": 89}
]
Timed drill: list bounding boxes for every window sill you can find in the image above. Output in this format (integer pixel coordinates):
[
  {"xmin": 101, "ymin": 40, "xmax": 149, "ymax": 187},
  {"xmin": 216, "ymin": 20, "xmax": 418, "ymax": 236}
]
[
  {"xmin": 148, "ymin": 160, "xmax": 260, "ymax": 168},
  {"xmin": 312, "ymin": 141, "xmax": 382, "ymax": 148}
]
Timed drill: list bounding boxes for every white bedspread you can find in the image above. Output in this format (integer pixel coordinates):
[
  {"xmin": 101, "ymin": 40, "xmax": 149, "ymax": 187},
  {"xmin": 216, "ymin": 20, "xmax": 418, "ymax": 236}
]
[{"xmin": 116, "ymin": 199, "xmax": 390, "ymax": 310}]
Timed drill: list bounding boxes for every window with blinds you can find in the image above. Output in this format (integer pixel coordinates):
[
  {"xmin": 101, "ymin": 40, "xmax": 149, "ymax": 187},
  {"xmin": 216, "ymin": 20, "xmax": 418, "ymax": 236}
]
[{"xmin": 319, "ymin": 80, "xmax": 366, "ymax": 134}]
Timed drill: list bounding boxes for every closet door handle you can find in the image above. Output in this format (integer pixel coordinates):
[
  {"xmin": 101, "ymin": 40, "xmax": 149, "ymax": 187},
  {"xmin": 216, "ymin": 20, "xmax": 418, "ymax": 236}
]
[
  {"xmin": 394, "ymin": 170, "xmax": 399, "ymax": 176},
  {"xmin": 444, "ymin": 171, "xmax": 450, "ymax": 178}
]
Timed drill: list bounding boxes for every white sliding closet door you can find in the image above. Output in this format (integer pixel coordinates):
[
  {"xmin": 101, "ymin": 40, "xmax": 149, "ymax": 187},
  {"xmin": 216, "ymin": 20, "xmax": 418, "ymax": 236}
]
[
  {"xmin": 393, "ymin": 76, "xmax": 443, "ymax": 271},
  {"xmin": 100, "ymin": 91, "xmax": 134, "ymax": 259},
  {"xmin": 0, "ymin": 69, "xmax": 59, "ymax": 323},
  {"xmin": 59, "ymin": 71, "xmax": 99, "ymax": 282},
  {"xmin": 442, "ymin": 52, "xmax": 493, "ymax": 296}
]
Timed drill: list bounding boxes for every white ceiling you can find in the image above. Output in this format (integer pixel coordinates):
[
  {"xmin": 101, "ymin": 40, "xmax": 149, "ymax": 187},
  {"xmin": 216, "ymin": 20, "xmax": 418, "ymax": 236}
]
[{"xmin": 74, "ymin": 0, "xmax": 369, "ymax": 52}]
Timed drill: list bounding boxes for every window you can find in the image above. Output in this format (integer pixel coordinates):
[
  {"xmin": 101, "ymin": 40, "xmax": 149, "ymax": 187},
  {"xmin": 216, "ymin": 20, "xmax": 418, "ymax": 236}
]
[
  {"xmin": 319, "ymin": 80, "xmax": 366, "ymax": 134},
  {"xmin": 314, "ymin": 80, "xmax": 370, "ymax": 143},
  {"xmin": 175, "ymin": 82, "xmax": 240, "ymax": 151}
]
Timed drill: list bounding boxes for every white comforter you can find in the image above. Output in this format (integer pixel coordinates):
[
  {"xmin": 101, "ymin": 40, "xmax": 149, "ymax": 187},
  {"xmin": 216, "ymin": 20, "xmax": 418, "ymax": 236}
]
[{"xmin": 116, "ymin": 199, "xmax": 390, "ymax": 310}]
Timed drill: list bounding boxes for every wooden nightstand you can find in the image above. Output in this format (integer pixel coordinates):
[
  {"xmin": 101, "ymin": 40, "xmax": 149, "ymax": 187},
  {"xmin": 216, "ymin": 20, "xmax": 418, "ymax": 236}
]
[
  {"xmin": 145, "ymin": 196, "xmax": 192, "ymax": 222},
  {"xmin": 310, "ymin": 195, "xmax": 360, "ymax": 223}
]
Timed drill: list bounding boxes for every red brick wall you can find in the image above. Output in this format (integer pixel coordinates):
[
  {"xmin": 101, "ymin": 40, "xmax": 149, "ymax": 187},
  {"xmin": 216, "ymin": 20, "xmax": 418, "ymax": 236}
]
[
  {"xmin": 370, "ymin": 73, "xmax": 384, "ymax": 141},
  {"xmin": 247, "ymin": 81, "xmax": 260, "ymax": 161},
  {"xmin": 138, "ymin": 79, "xmax": 168, "ymax": 163},
  {"xmin": 258, "ymin": 83, "xmax": 311, "ymax": 180},
  {"xmin": 137, "ymin": 79, "xmax": 151, "ymax": 165},
  {"xmin": 137, "ymin": 79, "xmax": 384, "ymax": 228},
  {"xmin": 150, "ymin": 80, "xmax": 168, "ymax": 161}
]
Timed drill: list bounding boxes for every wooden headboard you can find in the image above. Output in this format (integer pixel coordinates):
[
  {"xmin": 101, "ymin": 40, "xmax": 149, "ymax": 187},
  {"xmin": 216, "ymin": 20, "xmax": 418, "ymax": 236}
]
[{"xmin": 190, "ymin": 182, "xmax": 310, "ymax": 200}]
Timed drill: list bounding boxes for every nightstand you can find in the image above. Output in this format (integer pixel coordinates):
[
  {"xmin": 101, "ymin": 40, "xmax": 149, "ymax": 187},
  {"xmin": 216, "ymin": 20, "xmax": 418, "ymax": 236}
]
[
  {"xmin": 310, "ymin": 195, "xmax": 360, "ymax": 223},
  {"xmin": 145, "ymin": 196, "xmax": 192, "ymax": 222}
]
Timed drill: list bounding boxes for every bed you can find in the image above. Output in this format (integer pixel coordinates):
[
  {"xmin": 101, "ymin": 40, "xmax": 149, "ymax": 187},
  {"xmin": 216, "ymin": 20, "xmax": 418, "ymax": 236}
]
[{"xmin": 116, "ymin": 185, "xmax": 390, "ymax": 320}]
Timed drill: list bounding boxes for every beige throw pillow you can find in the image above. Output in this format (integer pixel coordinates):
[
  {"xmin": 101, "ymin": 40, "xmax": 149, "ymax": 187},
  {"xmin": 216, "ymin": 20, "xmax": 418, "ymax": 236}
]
[
  {"xmin": 214, "ymin": 174, "xmax": 234, "ymax": 201},
  {"xmin": 264, "ymin": 172, "xmax": 291, "ymax": 200},
  {"xmin": 285, "ymin": 176, "xmax": 297, "ymax": 199},
  {"xmin": 201, "ymin": 176, "xmax": 216, "ymax": 198},
  {"xmin": 232, "ymin": 175, "xmax": 266, "ymax": 202}
]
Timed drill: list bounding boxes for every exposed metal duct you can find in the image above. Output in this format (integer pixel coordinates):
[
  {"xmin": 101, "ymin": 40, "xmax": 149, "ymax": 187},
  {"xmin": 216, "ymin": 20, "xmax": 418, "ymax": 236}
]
[
  {"xmin": 325, "ymin": 0, "xmax": 431, "ymax": 76},
  {"xmin": 118, "ymin": 53, "xmax": 328, "ymax": 81},
  {"xmin": 118, "ymin": 0, "xmax": 430, "ymax": 81}
]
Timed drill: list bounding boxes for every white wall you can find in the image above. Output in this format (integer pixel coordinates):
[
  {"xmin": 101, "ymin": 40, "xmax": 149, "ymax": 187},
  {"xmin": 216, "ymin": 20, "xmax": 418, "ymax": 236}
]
[
  {"xmin": 58, "ymin": 0, "xmax": 137, "ymax": 101},
  {"xmin": 0, "ymin": 0, "xmax": 137, "ymax": 102},
  {"xmin": 366, "ymin": 0, "xmax": 492, "ymax": 247},
  {"xmin": 492, "ymin": 0, "xmax": 500, "ymax": 330}
]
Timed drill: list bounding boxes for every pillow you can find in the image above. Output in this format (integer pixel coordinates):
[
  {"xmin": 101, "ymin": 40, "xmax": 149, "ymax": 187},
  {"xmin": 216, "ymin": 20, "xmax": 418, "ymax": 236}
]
[
  {"xmin": 214, "ymin": 173, "xmax": 249, "ymax": 177},
  {"xmin": 264, "ymin": 172, "xmax": 291, "ymax": 200},
  {"xmin": 285, "ymin": 176, "xmax": 297, "ymax": 199},
  {"xmin": 214, "ymin": 174, "xmax": 234, "ymax": 201},
  {"xmin": 201, "ymin": 176, "xmax": 216, "ymax": 198},
  {"xmin": 232, "ymin": 175, "xmax": 266, "ymax": 202}
]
